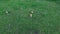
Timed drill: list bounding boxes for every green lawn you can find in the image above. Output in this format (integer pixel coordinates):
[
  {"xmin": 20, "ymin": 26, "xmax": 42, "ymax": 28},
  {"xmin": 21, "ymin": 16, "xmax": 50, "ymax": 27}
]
[{"xmin": 0, "ymin": 0, "xmax": 60, "ymax": 34}]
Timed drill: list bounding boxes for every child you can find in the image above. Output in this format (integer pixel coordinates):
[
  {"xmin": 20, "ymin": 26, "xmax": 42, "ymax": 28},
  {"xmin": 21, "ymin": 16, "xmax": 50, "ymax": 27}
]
[{"xmin": 5, "ymin": 10, "xmax": 10, "ymax": 15}]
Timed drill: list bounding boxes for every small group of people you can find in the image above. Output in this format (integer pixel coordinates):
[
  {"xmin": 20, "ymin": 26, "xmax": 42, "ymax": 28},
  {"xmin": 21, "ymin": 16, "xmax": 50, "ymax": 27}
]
[{"xmin": 5, "ymin": 10, "xmax": 34, "ymax": 18}]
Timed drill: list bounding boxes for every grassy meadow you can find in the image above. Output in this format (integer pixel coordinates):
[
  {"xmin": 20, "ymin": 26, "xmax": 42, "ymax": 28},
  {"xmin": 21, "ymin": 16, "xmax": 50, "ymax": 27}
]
[{"xmin": 0, "ymin": 0, "xmax": 60, "ymax": 34}]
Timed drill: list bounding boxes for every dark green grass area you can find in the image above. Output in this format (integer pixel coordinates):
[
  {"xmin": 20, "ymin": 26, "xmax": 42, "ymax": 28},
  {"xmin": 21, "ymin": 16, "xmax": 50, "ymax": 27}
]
[{"xmin": 0, "ymin": 0, "xmax": 60, "ymax": 34}]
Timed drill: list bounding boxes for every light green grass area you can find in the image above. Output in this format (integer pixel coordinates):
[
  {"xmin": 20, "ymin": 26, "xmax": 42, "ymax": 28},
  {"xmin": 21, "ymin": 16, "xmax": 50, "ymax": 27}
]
[{"xmin": 0, "ymin": 0, "xmax": 60, "ymax": 34}]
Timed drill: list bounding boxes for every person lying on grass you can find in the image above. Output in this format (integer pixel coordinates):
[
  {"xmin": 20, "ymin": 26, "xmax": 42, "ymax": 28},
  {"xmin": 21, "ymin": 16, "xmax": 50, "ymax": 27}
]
[{"xmin": 29, "ymin": 11, "xmax": 34, "ymax": 18}]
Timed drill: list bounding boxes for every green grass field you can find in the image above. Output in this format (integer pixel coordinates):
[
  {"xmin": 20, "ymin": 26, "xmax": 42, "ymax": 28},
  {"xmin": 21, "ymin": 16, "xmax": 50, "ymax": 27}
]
[{"xmin": 0, "ymin": 0, "xmax": 60, "ymax": 34}]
